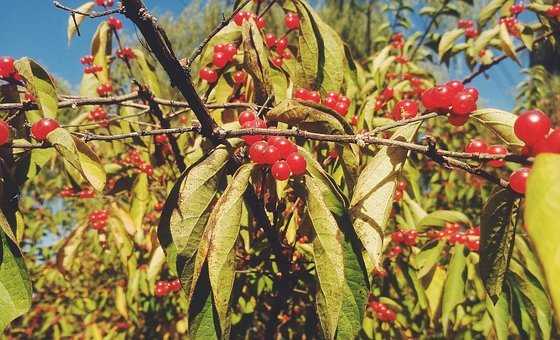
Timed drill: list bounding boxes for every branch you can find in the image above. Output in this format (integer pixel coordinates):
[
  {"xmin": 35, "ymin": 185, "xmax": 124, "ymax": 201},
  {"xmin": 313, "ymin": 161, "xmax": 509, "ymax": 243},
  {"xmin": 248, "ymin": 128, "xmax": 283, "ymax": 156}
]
[
  {"xmin": 410, "ymin": 0, "xmax": 450, "ymax": 59},
  {"xmin": 462, "ymin": 30, "xmax": 556, "ymax": 84},
  {"xmin": 53, "ymin": 1, "xmax": 122, "ymax": 18},
  {"xmin": 121, "ymin": 0, "xmax": 219, "ymax": 140},
  {"xmin": 184, "ymin": 0, "xmax": 252, "ymax": 69}
]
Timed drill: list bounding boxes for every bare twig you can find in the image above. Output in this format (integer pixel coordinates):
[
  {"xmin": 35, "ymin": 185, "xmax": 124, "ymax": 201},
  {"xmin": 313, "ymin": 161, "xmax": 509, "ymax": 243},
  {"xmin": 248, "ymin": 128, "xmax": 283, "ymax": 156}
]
[
  {"xmin": 410, "ymin": 0, "xmax": 450, "ymax": 59},
  {"xmin": 53, "ymin": 1, "xmax": 122, "ymax": 18}
]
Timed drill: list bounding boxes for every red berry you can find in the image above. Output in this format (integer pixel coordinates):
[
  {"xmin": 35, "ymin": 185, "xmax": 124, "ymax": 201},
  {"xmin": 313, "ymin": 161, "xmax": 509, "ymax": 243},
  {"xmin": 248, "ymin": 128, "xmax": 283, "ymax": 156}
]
[
  {"xmin": 0, "ymin": 57, "xmax": 15, "ymax": 78},
  {"xmin": 392, "ymin": 99, "xmax": 419, "ymax": 120},
  {"xmin": 307, "ymin": 91, "xmax": 321, "ymax": 104},
  {"xmin": 448, "ymin": 115, "xmax": 469, "ymax": 126},
  {"xmin": 223, "ymin": 44, "xmax": 237, "ymax": 61},
  {"xmin": 154, "ymin": 134, "xmax": 169, "ymax": 144},
  {"xmin": 465, "ymin": 27, "xmax": 479, "ymax": 39},
  {"xmin": 335, "ymin": 101, "xmax": 350, "ymax": 116},
  {"xmin": 155, "ymin": 281, "xmax": 170, "ymax": 297},
  {"xmin": 233, "ymin": 11, "xmax": 249, "ymax": 26},
  {"xmin": 0, "ymin": 120, "xmax": 10, "ymax": 146},
  {"xmin": 284, "ymin": 13, "xmax": 301, "ymax": 30},
  {"xmin": 487, "ymin": 145, "xmax": 508, "ymax": 168},
  {"xmin": 323, "ymin": 96, "xmax": 338, "ymax": 110},
  {"xmin": 465, "ymin": 139, "xmax": 488, "ymax": 154},
  {"xmin": 533, "ymin": 129, "xmax": 560, "ymax": 154},
  {"xmin": 458, "ymin": 19, "xmax": 474, "ymax": 29},
  {"xmin": 421, "ymin": 88, "xmax": 439, "ymax": 111},
  {"xmin": 295, "ymin": 88, "xmax": 309, "ymax": 100},
  {"xmin": 286, "ymin": 152, "xmax": 307, "ymax": 176},
  {"xmin": 271, "ymin": 160, "xmax": 291, "ymax": 181},
  {"xmin": 232, "ymin": 71, "xmax": 247, "ymax": 85},
  {"xmin": 511, "ymin": 3, "xmax": 524, "ymax": 15},
  {"xmin": 249, "ymin": 141, "xmax": 269, "ymax": 164},
  {"xmin": 514, "ymin": 109, "xmax": 551, "ymax": 146},
  {"xmin": 238, "ymin": 111, "xmax": 257, "ymax": 126},
  {"xmin": 445, "ymin": 80, "xmax": 465, "ymax": 97},
  {"xmin": 391, "ymin": 231, "xmax": 404, "ymax": 243},
  {"xmin": 213, "ymin": 52, "xmax": 229, "ymax": 69},
  {"xmin": 169, "ymin": 279, "xmax": 181, "ymax": 292},
  {"xmin": 107, "ymin": 17, "xmax": 123, "ymax": 30},
  {"xmin": 80, "ymin": 55, "xmax": 94, "ymax": 65},
  {"xmin": 263, "ymin": 145, "xmax": 281, "ymax": 164},
  {"xmin": 464, "ymin": 87, "xmax": 479, "ymax": 101},
  {"xmin": 265, "ymin": 33, "xmax": 277, "ymax": 48},
  {"xmin": 256, "ymin": 16, "xmax": 266, "ymax": 29},
  {"xmin": 199, "ymin": 67, "xmax": 218, "ymax": 83},
  {"xmin": 155, "ymin": 202, "xmax": 164, "ymax": 212},
  {"xmin": 397, "ymin": 181, "xmax": 407, "ymax": 191},
  {"xmin": 241, "ymin": 120, "xmax": 265, "ymax": 145},
  {"xmin": 276, "ymin": 37, "xmax": 288, "ymax": 53},
  {"xmin": 31, "ymin": 118, "xmax": 60, "ymax": 141},
  {"xmin": 271, "ymin": 56, "xmax": 283, "ymax": 68},
  {"xmin": 381, "ymin": 87, "xmax": 394, "ymax": 100},
  {"xmin": 451, "ymin": 91, "xmax": 477, "ymax": 116},
  {"xmin": 273, "ymin": 138, "xmax": 298, "ymax": 158},
  {"xmin": 509, "ymin": 167, "xmax": 531, "ymax": 194}
]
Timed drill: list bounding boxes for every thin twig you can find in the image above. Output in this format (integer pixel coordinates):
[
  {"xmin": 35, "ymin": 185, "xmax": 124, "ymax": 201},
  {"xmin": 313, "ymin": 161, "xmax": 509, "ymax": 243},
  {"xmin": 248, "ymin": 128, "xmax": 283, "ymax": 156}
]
[
  {"xmin": 410, "ymin": 0, "xmax": 450, "ymax": 59},
  {"xmin": 53, "ymin": 1, "xmax": 122, "ymax": 18}
]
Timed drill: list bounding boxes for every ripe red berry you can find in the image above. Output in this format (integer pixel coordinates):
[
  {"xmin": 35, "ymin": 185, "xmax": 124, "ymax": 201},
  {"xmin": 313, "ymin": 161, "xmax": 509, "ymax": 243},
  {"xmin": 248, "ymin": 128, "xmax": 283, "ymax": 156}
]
[
  {"xmin": 514, "ymin": 109, "xmax": 551, "ymax": 146},
  {"xmin": 249, "ymin": 141, "xmax": 269, "ymax": 164},
  {"xmin": 213, "ymin": 52, "xmax": 229, "ymax": 69},
  {"xmin": 0, "ymin": 57, "xmax": 15, "ymax": 78},
  {"xmin": 155, "ymin": 281, "xmax": 170, "ymax": 297},
  {"xmin": 294, "ymin": 88, "xmax": 309, "ymax": 100},
  {"xmin": 397, "ymin": 181, "xmax": 407, "ymax": 191},
  {"xmin": 0, "ymin": 120, "xmax": 10, "ymax": 146},
  {"xmin": 271, "ymin": 160, "xmax": 291, "ymax": 180},
  {"xmin": 448, "ymin": 115, "xmax": 469, "ymax": 126},
  {"xmin": 465, "ymin": 139, "xmax": 488, "ymax": 154},
  {"xmin": 256, "ymin": 16, "xmax": 266, "ymax": 29},
  {"xmin": 487, "ymin": 145, "xmax": 508, "ymax": 168},
  {"xmin": 80, "ymin": 55, "xmax": 94, "ymax": 65},
  {"xmin": 421, "ymin": 88, "xmax": 439, "ymax": 111},
  {"xmin": 307, "ymin": 91, "xmax": 321, "ymax": 104},
  {"xmin": 232, "ymin": 71, "xmax": 247, "ymax": 85},
  {"xmin": 445, "ymin": 80, "xmax": 465, "ymax": 97},
  {"xmin": 464, "ymin": 87, "xmax": 479, "ymax": 101},
  {"xmin": 31, "ymin": 118, "xmax": 60, "ymax": 141},
  {"xmin": 233, "ymin": 11, "xmax": 250, "ymax": 26},
  {"xmin": 263, "ymin": 145, "xmax": 281, "ymax": 164},
  {"xmin": 510, "ymin": 3, "xmax": 524, "ymax": 15},
  {"xmin": 391, "ymin": 231, "xmax": 404, "ymax": 243},
  {"xmin": 284, "ymin": 13, "xmax": 301, "ymax": 30},
  {"xmin": 286, "ymin": 152, "xmax": 306, "ymax": 176},
  {"xmin": 381, "ymin": 87, "xmax": 394, "ymax": 100},
  {"xmin": 199, "ymin": 67, "xmax": 218, "ymax": 83},
  {"xmin": 169, "ymin": 279, "xmax": 181, "ymax": 292},
  {"xmin": 451, "ymin": 91, "xmax": 477, "ymax": 116},
  {"xmin": 271, "ymin": 56, "xmax": 283, "ymax": 68},
  {"xmin": 509, "ymin": 167, "xmax": 531, "ymax": 194},
  {"xmin": 265, "ymin": 33, "xmax": 277, "ymax": 48},
  {"xmin": 238, "ymin": 111, "xmax": 257, "ymax": 126},
  {"xmin": 276, "ymin": 37, "xmax": 288, "ymax": 53},
  {"xmin": 107, "ymin": 17, "xmax": 123, "ymax": 30},
  {"xmin": 335, "ymin": 101, "xmax": 350, "ymax": 116},
  {"xmin": 533, "ymin": 129, "xmax": 560, "ymax": 155},
  {"xmin": 323, "ymin": 96, "xmax": 338, "ymax": 110},
  {"xmin": 465, "ymin": 27, "xmax": 479, "ymax": 38},
  {"xmin": 273, "ymin": 138, "xmax": 298, "ymax": 158},
  {"xmin": 241, "ymin": 119, "xmax": 265, "ymax": 145},
  {"xmin": 223, "ymin": 44, "xmax": 237, "ymax": 61},
  {"xmin": 457, "ymin": 19, "xmax": 474, "ymax": 29},
  {"xmin": 392, "ymin": 99, "xmax": 419, "ymax": 120},
  {"xmin": 154, "ymin": 134, "xmax": 169, "ymax": 144}
]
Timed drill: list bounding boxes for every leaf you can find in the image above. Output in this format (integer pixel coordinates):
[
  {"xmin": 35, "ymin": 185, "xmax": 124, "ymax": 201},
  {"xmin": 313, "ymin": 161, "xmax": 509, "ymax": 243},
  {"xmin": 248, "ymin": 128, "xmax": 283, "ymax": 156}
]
[
  {"xmin": 199, "ymin": 22, "xmax": 241, "ymax": 68},
  {"xmin": 56, "ymin": 225, "xmax": 87, "ymax": 275},
  {"xmin": 115, "ymin": 286, "xmax": 128, "ymax": 319},
  {"xmin": 306, "ymin": 176, "xmax": 344, "ymax": 340},
  {"xmin": 133, "ymin": 49, "xmax": 164, "ymax": 98},
  {"xmin": 438, "ymin": 29, "xmax": 464, "ymax": 58},
  {"xmin": 441, "ymin": 245, "xmax": 467, "ymax": 333},
  {"xmin": 130, "ymin": 173, "xmax": 149, "ymax": 234},
  {"xmin": 294, "ymin": 0, "xmax": 346, "ymax": 93},
  {"xmin": 242, "ymin": 20, "xmax": 272, "ymax": 103},
  {"xmin": 47, "ymin": 128, "xmax": 106, "ymax": 191},
  {"xmin": 486, "ymin": 293, "xmax": 510, "ymax": 340},
  {"xmin": 147, "ymin": 246, "xmax": 166, "ymax": 285},
  {"xmin": 80, "ymin": 21, "xmax": 112, "ymax": 98},
  {"xmin": 14, "ymin": 58, "xmax": 58, "ymax": 118},
  {"xmin": 0, "ymin": 228, "xmax": 32, "ymax": 333},
  {"xmin": 470, "ymin": 108, "xmax": 524, "ymax": 149},
  {"xmin": 267, "ymin": 99, "xmax": 353, "ymax": 135},
  {"xmin": 416, "ymin": 241, "xmax": 446, "ymax": 278},
  {"xmin": 499, "ymin": 23, "xmax": 520, "ymax": 64},
  {"xmin": 207, "ymin": 163, "xmax": 253, "ymax": 338},
  {"xmin": 350, "ymin": 122, "xmax": 421, "ymax": 267},
  {"xmin": 416, "ymin": 210, "xmax": 471, "ymax": 231},
  {"xmin": 67, "ymin": 2, "xmax": 96, "ymax": 43},
  {"xmin": 472, "ymin": 26, "xmax": 500, "ymax": 57},
  {"xmin": 479, "ymin": 188, "xmax": 519, "ymax": 300},
  {"xmin": 479, "ymin": 0, "xmax": 508, "ymax": 26},
  {"xmin": 525, "ymin": 154, "xmax": 560, "ymax": 327},
  {"xmin": 297, "ymin": 147, "xmax": 348, "ymax": 217},
  {"xmin": 425, "ymin": 266, "xmax": 446, "ymax": 320}
]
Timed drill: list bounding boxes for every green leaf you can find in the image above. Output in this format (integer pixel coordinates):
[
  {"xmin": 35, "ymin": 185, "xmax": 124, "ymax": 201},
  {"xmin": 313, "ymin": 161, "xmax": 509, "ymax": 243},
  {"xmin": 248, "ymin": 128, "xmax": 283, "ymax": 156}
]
[
  {"xmin": 130, "ymin": 173, "xmax": 149, "ymax": 235},
  {"xmin": 416, "ymin": 210, "xmax": 471, "ymax": 231},
  {"xmin": 294, "ymin": 0, "xmax": 346, "ymax": 93},
  {"xmin": 519, "ymin": 25, "xmax": 535, "ymax": 51},
  {"xmin": 47, "ymin": 128, "xmax": 106, "ymax": 191},
  {"xmin": 438, "ymin": 29, "xmax": 464, "ymax": 58},
  {"xmin": 499, "ymin": 23, "xmax": 520, "ymax": 64},
  {"xmin": 67, "ymin": 2, "xmax": 96, "ymax": 43},
  {"xmin": 486, "ymin": 293, "xmax": 510, "ymax": 340},
  {"xmin": 14, "ymin": 58, "xmax": 58, "ymax": 119},
  {"xmin": 479, "ymin": 0, "xmax": 508, "ymax": 26},
  {"xmin": 207, "ymin": 163, "xmax": 253, "ymax": 338},
  {"xmin": 425, "ymin": 266, "xmax": 446, "ymax": 320},
  {"xmin": 470, "ymin": 108, "xmax": 524, "ymax": 149},
  {"xmin": 80, "ymin": 21, "xmax": 112, "ymax": 98},
  {"xmin": 267, "ymin": 99, "xmax": 353, "ymax": 135},
  {"xmin": 479, "ymin": 188, "xmax": 519, "ymax": 300},
  {"xmin": 416, "ymin": 241, "xmax": 446, "ymax": 278},
  {"xmin": 441, "ymin": 245, "xmax": 467, "ymax": 333},
  {"xmin": 56, "ymin": 224, "xmax": 87, "ymax": 275},
  {"xmin": 0, "ymin": 227, "xmax": 32, "ymax": 332},
  {"xmin": 525, "ymin": 154, "xmax": 560, "ymax": 327},
  {"xmin": 306, "ymin": 176, "xmax": 344, "ymax": 340},
  {"xmin": 133, "ymin": 49, "xmax": 165, "ymax": 98},
  {"xmin": 472, "ymin": 26, "xmax": 500, "ymax": 57},
  {"xmin": 297, "ymin": 147, "xmax": 348, "ymax": 217},
  {"xmin": 350, "ymin": 122, "xmax": 421, "ymax": 267},
  {"xmin": 242, "ymin": 20, "xmax": 272, "ymax": 103}
]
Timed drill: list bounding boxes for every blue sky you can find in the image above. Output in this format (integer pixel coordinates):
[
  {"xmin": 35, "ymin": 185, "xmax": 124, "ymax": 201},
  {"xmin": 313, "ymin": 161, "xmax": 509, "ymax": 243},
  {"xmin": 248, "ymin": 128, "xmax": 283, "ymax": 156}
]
[{"xmin": 0, "ymin": 0, "xmax": 527, "ymax": 111}]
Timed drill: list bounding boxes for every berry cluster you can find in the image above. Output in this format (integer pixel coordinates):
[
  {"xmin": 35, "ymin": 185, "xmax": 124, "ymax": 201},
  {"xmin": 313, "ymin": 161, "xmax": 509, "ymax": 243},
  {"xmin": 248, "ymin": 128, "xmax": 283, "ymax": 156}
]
[
  {"xmin": 95, "ymin": 0, "xmax": 114, "ymax": 7},
  {"xmin": 421, "ymin": 80, "xmax": 479, "ymax": 126},
  {"xmin": 426, "ymin": 223, "xmax": 480, "ymax": 251},
  {"xmin": 0, "ymin": 57, "xmax": 17, "ymax": 79},
  {"xmin": 294, "ymin": 89, "xmax": 351, "ymax": 116},
  {"xmin": 80, "ymin": 54, "xmax": 103, "ymax": 74},
  {"xmin": 119, "ymin": 149, "xmax": 154, "ymax": 176},
  {"xmin": 368, "ymin": 300, "xmax": 397, "ymax": 322},
  {"xmin": 60, "ymin": 186, "xmax": 96, "ymax": 199},
  {"xmin": 88, "ymin": 106, "xmax": 109, "ymax": 127},
  {"xmin": 31, "ymin": 118, "xmax": 60, "ymax": 141},
  {"xmin": 391, "ymin": 229, "xmax": 418, "ymax": 246},
  {"xmin": 500, "ymin": 16, "xmax": 520, "ymax": 37},
  {"xmin": 232, "ymin": 70, "xmax": 247, "ymax": 85},
  {"xmin": 198, "ymin": 43, "xmax": 238, "ymax": 83},
  {"xmin": 390, "ymin": 33, "xmax": 404, "ymax": 50},
  {"xmin": 89, "ymin": 209, "xmax": 109, "ymax": 231},
  {"xmin": 116, "ymin": 47, "xmax": 135, "ymax": 61},
  {"xmin": 154, "ymin": 201, "xmax": 164, "ymax": 212},
  {"xmin": 0, "ymin": 120, "xmax": 11, "ymax": 146},
  {"xmin": 393, "ymin": 180, "xmax": 407, "ymax": 202},
  {"xmin": 233, "ymin": 10, "xmax": 265, "ymax": 28},
  {"xmin": 96, "ymin": 83, "xmax": 113, "ymax": 97},
  {"xmin": 465, "ymin": 139, "xmax": 509, "ymax": 168},
  {"xmin": 154, "ymin": 279, "xmax": 181, "ymax": 297},
  {"xmin": 546, "ymin": 4, "xmax": 560, "ymax": 18},
  {"xmin": 107, "ymin": 17, "xmax": 123, "ymax": 30},
  {"xmin": 154, "ymin": 134, "xmax": 172, "ymax": 155},
  {"xmin": 510, "ymin": 3, "xmax": 525, "ymax": 15},
  {"xmin": 391, "ymin": 100, "xmax": 419, "ymax": 121},
  {"xmin": 457, "ymin": 19, "xmax": 479, "ymax": 38}
]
